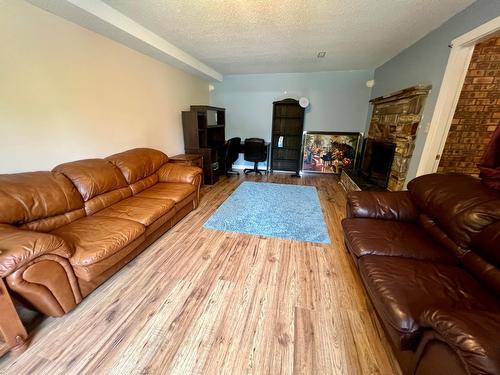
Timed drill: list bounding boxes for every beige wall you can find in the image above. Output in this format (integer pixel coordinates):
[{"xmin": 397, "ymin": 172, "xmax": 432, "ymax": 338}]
[{"xmin": 0, "ymin": 0, "xmax": 209, "ymax": 173}]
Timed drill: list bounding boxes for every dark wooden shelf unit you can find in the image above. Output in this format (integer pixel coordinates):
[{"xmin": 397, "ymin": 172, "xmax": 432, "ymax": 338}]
[
  {"xmin": 271, "ymin": 99, "xmax": 305, "ymax": 174},
  {"xmin": 182, "ymin": 105, "xmax": 226, "ymax": 185}
]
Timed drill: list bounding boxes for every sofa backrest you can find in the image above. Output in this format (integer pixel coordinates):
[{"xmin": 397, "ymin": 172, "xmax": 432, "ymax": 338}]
[
  {"xmin": 106, "ymin": 148, "xmax": 168, "ymax": 194},
  {"xmin": 0, "ymin": 171, "xmax": 84, "ymax": 232},
  {"xmin": 464, "ymin": 221, "xmax": 500, "ymax": 296},
  {"xmin": 53, "ymin": 159, "xmax": 131, "ymax": 215},
  {"xmin": 408, "ymin": 173, "xmax": 500, "ymax": 250},
  {"xmin": 408, "ymin": 173, "xmax": 500, "ymax": 296}
]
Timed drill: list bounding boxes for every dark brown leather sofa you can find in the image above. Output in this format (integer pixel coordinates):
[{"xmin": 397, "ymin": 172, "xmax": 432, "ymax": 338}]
[
  {"xmin": 0, "ymin": 148, "xmax": 202, "ymax": 353},
  {"xmin": 342, "ymin": 173, "xmax": 500, "ymax": 375}
]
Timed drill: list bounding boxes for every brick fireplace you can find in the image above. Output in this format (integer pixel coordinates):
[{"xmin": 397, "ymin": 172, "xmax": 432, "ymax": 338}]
[{"xmin": 368, "ymin": 85, "xmax": 431, "ymax": 191}]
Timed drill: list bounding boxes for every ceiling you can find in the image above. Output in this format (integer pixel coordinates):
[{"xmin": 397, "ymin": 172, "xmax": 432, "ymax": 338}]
[{"xmin": 101, "ymin": 0, "xmax": 475, "ymax": 74}]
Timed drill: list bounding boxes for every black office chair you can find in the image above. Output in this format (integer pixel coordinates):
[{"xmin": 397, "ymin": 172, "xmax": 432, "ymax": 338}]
[
  {"xmin": 224, "ymin": 137, "xmax": 241, "ymax": 175},
  {"xmin": 243, "ymin": 138, "xmax": 267, "ymax": 175}
]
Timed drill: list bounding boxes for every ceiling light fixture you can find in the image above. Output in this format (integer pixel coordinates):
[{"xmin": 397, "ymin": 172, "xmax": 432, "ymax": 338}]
[{"xmin": 317, "ymin": 52, "xmax": 326, "ymax": 58}]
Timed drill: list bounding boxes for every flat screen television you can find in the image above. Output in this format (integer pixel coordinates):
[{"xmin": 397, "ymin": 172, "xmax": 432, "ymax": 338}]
[{"xmin": 360, "ymin": 139, "xmax": 396, "ymax": 188}]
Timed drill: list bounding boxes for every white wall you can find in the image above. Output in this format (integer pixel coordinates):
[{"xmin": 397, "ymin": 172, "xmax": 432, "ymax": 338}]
[
  {"xmin": 0, "ymin": 0, "xmax": 209, "ymax": 173},
  {"xmin": 210, "ymin": 71, "xmax": 373, "ymax": 139},
  {"xmin": 210, "ymin": 71, "xmax": 373, "ymax": 168}
]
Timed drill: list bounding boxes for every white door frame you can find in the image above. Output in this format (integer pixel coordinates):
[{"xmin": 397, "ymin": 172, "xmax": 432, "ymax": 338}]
[{"xmin": 416, "ymin": 16, "xmax": 500, "ymax": 176}]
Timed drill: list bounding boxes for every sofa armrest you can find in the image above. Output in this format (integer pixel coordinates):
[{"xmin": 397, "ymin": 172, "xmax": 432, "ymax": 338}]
[
  {"xmin": 346, "ymin": 191, "xmax": 418, "ymax": 221},
  {"xmin": 418, "ymin": 308, "xmax": 500, "ymax": 375},
  {"xmin": 157, "ymin": 163, "xmax": 203, "ymax": 185},
  {"xmin": 0, "ymin": 224, "xmax": 72, "ymax": 278}
]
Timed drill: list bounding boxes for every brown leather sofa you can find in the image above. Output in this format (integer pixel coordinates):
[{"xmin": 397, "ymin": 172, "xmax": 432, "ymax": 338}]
[
  {"xmin": 342, "ymin": 173, "xmax": 500, "ymax": 375},
  {"xmin": 0, "ymin": 148, "xmax": 202, "ymax": 353}
]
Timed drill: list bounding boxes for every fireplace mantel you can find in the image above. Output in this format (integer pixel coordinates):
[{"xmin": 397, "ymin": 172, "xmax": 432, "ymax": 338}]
[{"xmin": 370, "ymin": 84, "xmax": 432, "ymax": 104}]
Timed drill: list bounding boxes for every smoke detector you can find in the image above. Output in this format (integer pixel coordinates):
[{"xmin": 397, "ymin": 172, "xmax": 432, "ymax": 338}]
[{"xmin": 317, "ymin": 51, "xmax": 326, "ymax": 58}]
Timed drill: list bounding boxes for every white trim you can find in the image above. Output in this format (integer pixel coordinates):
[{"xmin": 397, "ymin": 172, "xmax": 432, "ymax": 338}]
[
  {"xmin": 28, "ymin": 0, "xmax": 223, "ymax": 81},
  {"xmin": 416, "ymin": 16, "xmax": 500, "ymax": 176}
]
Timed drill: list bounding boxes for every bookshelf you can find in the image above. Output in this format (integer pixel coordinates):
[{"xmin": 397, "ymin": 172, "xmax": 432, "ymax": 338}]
[
  {"xmin": 271, "ymin": 99, "xmax": 305, "ymax": 174},
  {"xmin": 182, "ymin": 105, "xmax": 226, "ymax": 185}
]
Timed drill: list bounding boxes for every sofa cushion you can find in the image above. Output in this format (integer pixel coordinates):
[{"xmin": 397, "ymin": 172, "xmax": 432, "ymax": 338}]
[
  {"xmin": 471, "ymin": 221, "xmax": 500, "ymax": 268},
  {"xmin": 342, "ymin": 218, "xmax": 456, "ymax": 264},
  {"xmin": 157, "ymin": 164, "xmax": 203, "ymax": 185},
  {"xmin": 129, "ymin": 174, "xmax": 159, "ymax": 195},
  {"xmin": 0, "ymin": 171, "xmax": 84, "ymax": 229},
  {"xmin": 461, "ymin": 222, "xmax": 500, "ymax": 297},
  {"xmin": 358, "ymin": 256, "xmax": 498, "ymax": 350},
  {"xmin": 83, "ymin": 187, "xmax": 132, "ymax": 216},
  {"xmin": 408, "ymin": 173, "xmax": 500, "ymax": 249},
  {"xmin": 94, "ymin": 196, "xmax": 175, "ymax": 226},
  {"xmin": 136, "ymin": 183, "xmax": 196, "ymax": 205},
  {"xmin": 107, "ymin": 148, "xmax": 168, "ymax": 184},
  {"xmin": 417, "ymin": 213, "xmax": 463, "ymax": 257},
  {"xmin": 52, "ymin": 216, "xmax": 145, "ymax": 280},
  {"xmin": 53, "ymin": 159, "xmax": 128, "ymax": 201}
]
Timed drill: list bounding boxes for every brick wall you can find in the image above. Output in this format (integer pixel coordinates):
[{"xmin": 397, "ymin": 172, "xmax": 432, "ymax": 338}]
[{"xmin": 437, "ymin": 36, "xmax": 500, "ymax": 177}]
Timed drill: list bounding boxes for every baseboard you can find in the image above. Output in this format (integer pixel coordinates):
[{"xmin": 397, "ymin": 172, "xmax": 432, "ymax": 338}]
[{"xmin": 233, "ymin": 164, "xmax": 267, "ymax": 171}]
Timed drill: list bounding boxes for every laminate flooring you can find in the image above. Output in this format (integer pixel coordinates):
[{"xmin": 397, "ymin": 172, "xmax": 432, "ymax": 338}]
[{"xmin": 0, "ymin": 173, "xmax": 401, "ymax": 375}]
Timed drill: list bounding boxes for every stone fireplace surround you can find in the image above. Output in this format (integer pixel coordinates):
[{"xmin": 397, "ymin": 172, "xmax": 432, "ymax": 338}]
[{"xmin": 368, "ymin": 85, "xmax": 431, "ymax": 191}]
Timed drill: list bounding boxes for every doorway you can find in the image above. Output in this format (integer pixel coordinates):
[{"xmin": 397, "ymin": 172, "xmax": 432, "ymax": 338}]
[
  {"xmin": 437, "ymin": 35, "xmax": 499, "ymax": 177},
  {"xmin": 416, "ymin": 16, "xmax": 500, "ymax": 176}
]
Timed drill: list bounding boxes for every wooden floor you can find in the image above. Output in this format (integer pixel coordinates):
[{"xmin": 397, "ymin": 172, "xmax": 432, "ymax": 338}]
[{"xmin": 0, "ymin": 173, "xmax": 401, "ymax": 375}]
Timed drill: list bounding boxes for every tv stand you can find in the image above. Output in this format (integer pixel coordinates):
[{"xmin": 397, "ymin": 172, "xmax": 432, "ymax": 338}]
[{"xmin": 339, "ymin": 169, "xmax": 387, "ymax": 192}]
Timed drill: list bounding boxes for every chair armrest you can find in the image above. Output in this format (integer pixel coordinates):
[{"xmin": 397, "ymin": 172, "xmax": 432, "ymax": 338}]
[
  {"xmin": 419, "ymin": 308, "xmax": 500, "ymax": 375},
  {"xmin": 346, "ymin": 191, "xmax": 418, "ymax": 222},
  {"xmin": 0, "ymin": 224, "xmax": 72, "ymax": 278},
  {"xmin": 157, "ymin": 163, "xmax": 203, "ymax": 185}
]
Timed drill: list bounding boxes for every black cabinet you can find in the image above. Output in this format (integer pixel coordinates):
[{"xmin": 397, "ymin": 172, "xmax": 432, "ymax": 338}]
[
  {"xmin": 271, "ymin": 99, "xmax": 305, "ymax": 174},
  {"xmin": 182, "ymin": 106, "xmax": 226, "ymax": 185}
]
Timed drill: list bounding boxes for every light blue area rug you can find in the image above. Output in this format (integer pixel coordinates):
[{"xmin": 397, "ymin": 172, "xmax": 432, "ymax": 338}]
[{"xmin": 204, "ymin": 182, "xmax": 330, "ymax": 244}]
